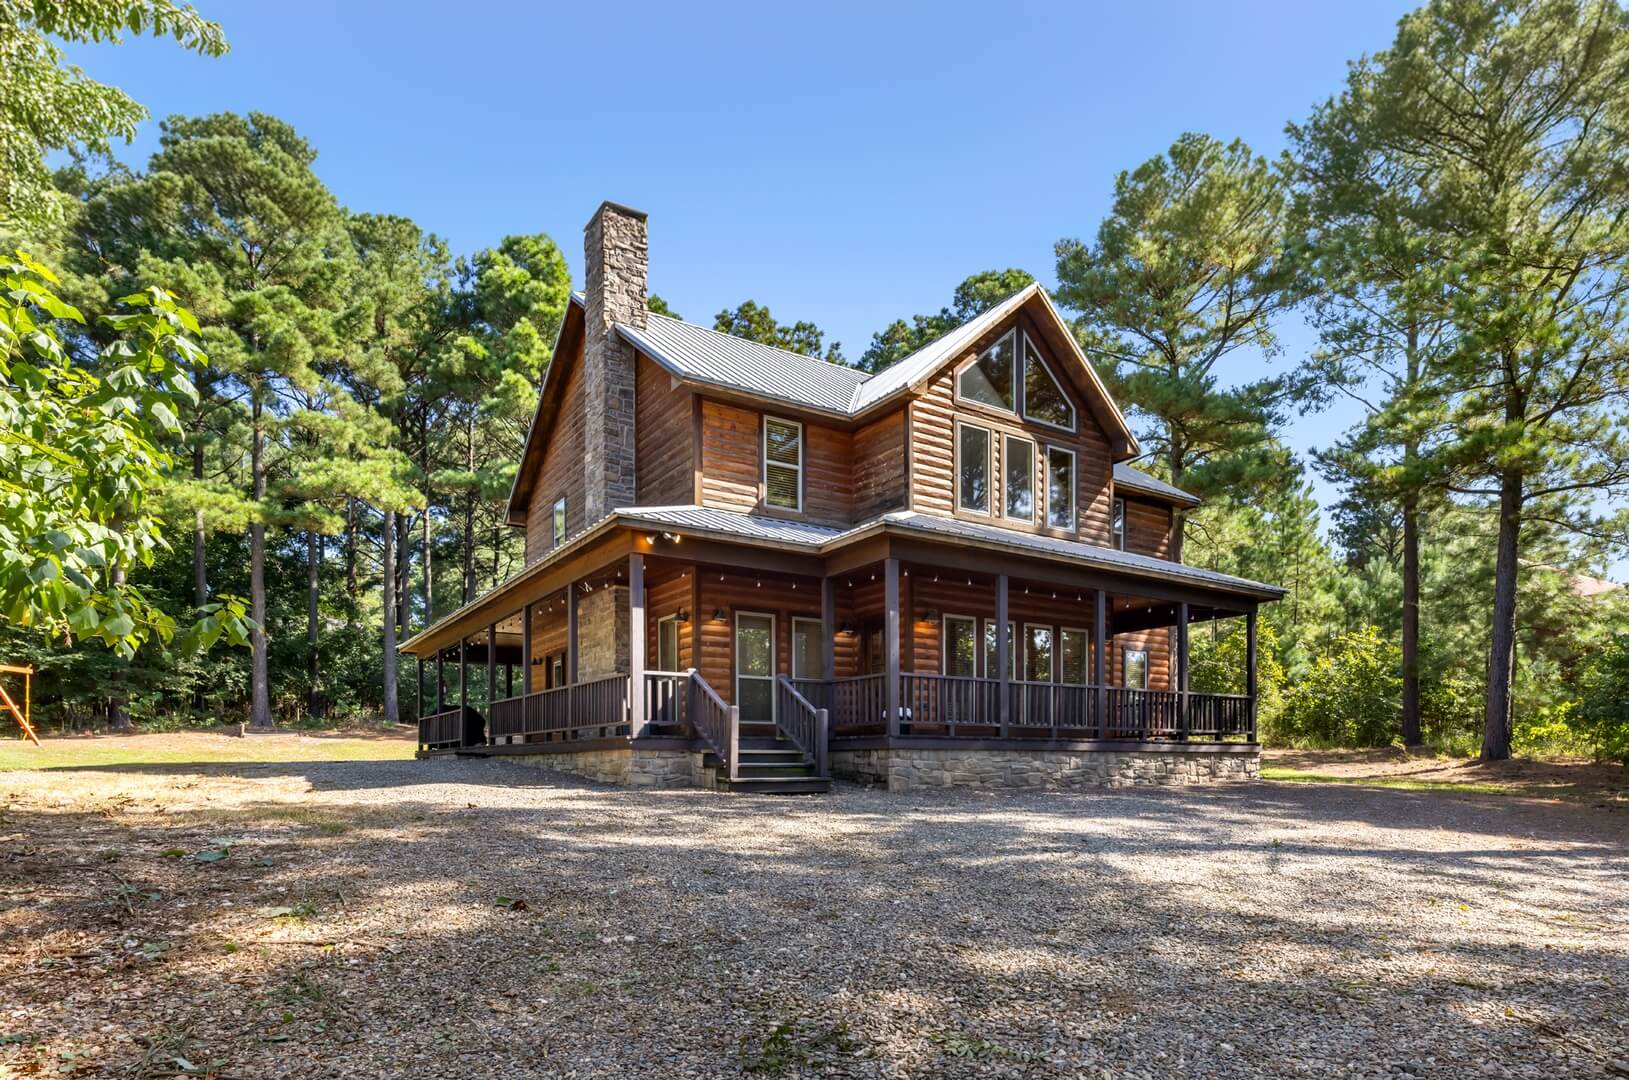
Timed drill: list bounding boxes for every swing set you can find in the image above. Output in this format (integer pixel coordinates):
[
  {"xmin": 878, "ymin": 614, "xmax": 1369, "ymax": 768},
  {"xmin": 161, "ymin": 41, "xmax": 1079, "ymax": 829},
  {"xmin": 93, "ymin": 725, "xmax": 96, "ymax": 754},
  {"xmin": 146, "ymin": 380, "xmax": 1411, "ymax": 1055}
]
[{"xmin": 0, "ymin": 665, "xmax": 37, "ymax": 746}]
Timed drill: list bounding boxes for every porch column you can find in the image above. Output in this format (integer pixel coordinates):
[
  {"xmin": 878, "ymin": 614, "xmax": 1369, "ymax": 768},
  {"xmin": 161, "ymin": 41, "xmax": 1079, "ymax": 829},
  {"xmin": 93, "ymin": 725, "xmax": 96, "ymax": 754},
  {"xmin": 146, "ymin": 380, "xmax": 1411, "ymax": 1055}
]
[
  {"xmin": 566, "ymin": 583, "xmax": 579, "ymax": 684},
  {"xmin": 522, "ymin": 601, "xmax": 534, "ymax": 695},
  {"xmin": 1176, "ymin": 602, "xmax": 1189, "ymax": 740},
  {"xmin": 1246, "ymin": 608, "xmax": 1259, "ymax": 741},
  {"xmin": 505, "ymin": 662, "xmax": 513, "ymax": 699},
  {"xmin": 884, "ymin": 558, "xmax": 901, "ymax": 736},
  {"xmin": 486, "ymin": 622, "xmax": 497, "ymax": 706},
  {"xmin": 820, "ymin": 576, "xmax": 836, "ymax": 682},
  {"xmin": 436, "ymin": 649, "xmax": 445, "ymax": 710},
  {"xmin": 416, "ymin": 656, "xmax": 423, "ymax": 720},
  {"xmin": 996, "ymin": 574, "xmax": 1010, "ymax": 736},
  {"xmin": 1093, "ymin": 589, "xmax": 1106, "ymax": 738},
  {"xmin": 458, "ymin": 637, "xmax": 468, "ymax": 711},
  {"xmin": 629, "ymin": 553, "xmax": 646, "ymax": 737}
]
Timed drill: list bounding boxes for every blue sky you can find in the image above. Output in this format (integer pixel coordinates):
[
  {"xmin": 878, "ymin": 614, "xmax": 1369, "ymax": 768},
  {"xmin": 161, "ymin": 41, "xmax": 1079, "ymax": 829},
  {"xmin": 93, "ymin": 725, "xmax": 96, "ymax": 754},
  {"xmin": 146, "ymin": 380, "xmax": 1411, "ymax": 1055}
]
[{"xmin": 67, "ymin": 0, "xmax": 1423, "ymax": 529}]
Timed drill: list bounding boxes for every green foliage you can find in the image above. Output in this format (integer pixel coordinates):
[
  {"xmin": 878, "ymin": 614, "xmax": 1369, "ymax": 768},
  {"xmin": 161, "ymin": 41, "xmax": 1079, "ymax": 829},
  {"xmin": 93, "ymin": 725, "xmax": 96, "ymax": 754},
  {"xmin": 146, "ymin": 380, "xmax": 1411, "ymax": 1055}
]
[
  {"xmin": 1276, "ymin": 626, "xmax": 1400, "ymax": 747},
  {"xmin": 1190, "ymin": 617, "xmax": 1285, "ymax": 732},
  {"xmin": 1056, "ymin": 134, "xmax": 1304, "ymax": 525},
  {"xmin": 714, "ymin": 300, "xmax": 844, "ymax": 363},
  {"xmin": 0, "ymin": 251, "xmax": 247, "ymax": 657},
  {"xmin": 0, "ymin": 0, "xmax": 228, "ymax": 231},
  {"xmin": 1573, "ymin": 636, "xmax": 1629, "ymax": 764},
  {"xmin": 858, "ymin": 269, "xmax": 1035, "ymax": 373}
]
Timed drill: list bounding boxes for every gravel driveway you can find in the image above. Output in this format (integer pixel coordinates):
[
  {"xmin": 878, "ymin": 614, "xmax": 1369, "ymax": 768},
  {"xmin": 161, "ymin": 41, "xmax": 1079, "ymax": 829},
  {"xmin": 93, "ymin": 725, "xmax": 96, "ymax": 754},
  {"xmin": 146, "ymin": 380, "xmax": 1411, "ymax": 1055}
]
[{"xmin": 3, "ymin": 755, "xmax": 1626, "ymax": 1078}]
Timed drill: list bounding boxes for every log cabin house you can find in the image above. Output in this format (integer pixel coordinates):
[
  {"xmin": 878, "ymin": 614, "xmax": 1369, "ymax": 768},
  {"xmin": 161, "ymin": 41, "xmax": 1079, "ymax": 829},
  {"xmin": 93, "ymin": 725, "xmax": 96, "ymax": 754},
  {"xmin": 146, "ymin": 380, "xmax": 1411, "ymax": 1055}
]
[{"xmin": 400, "ymin": 201, "xmax": 1284, "ymax": 792}]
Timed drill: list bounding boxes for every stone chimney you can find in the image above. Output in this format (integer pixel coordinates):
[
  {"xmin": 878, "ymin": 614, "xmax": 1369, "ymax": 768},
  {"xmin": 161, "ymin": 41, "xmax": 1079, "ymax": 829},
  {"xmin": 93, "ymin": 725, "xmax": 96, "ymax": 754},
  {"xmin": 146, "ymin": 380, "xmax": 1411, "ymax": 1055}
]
[{"xmin": 581, "ymin": 200, "xmax": 647, "ymax": 520}]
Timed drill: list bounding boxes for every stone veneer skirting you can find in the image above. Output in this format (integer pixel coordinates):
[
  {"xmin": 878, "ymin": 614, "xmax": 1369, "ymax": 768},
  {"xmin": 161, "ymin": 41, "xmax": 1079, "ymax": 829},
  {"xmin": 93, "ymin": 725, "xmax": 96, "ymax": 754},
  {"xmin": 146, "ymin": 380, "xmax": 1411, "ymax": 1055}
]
[
  {"xmin": 503, "ymin": 746, "xmax": 695, "ymax": 788},
  {"xmin": 830, "ymin": 745, "xmax": 1260, "ymax": 791}
]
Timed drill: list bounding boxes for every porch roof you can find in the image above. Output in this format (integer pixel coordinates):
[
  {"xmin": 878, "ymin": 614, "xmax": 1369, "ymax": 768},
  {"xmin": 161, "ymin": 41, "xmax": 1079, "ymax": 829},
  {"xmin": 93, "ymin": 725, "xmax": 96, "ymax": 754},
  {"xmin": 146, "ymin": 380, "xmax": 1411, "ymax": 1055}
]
[{"xmin": 620, "ymin": 505, "xmax": 1285, "ymax": 599}]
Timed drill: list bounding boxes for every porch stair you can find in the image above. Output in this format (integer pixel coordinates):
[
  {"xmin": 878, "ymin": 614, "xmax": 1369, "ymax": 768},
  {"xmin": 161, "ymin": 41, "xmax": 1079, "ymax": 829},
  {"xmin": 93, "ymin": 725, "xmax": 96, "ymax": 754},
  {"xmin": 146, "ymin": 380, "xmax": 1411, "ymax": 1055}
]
[{"xmin": 701, "ymin": 736, "xmax": 831, "ymax": 794}]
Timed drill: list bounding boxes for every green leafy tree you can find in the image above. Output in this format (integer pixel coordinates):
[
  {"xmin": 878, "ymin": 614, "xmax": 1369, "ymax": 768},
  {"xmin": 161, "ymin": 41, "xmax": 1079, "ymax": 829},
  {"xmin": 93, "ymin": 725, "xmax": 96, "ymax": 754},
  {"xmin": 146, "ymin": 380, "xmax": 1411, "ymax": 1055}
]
[
  {"xmin": 1, "ymin": 0, "xmax": 227, "ymax": 231},
  {"xmin": 0, "ymin": 252, "xmax": 248, "ymax": 659},
  {"xmin": 1573, "ymin": 635, "xmax": 1629, "ymax": 763},
  {"xmin": 1055, "ymin": 133, "xmax": 1303, "ymax": 560},
  {"xmin": 1336, "ymin": 0, "xmax": 1629, "ymax": 759},
  {"xmin": 714, "ymin": 300, "xmax": 844, "ymax": 363},
  {"xmin": 859, "ymin": 269, "xmax": 1035, "ymax": 373}
]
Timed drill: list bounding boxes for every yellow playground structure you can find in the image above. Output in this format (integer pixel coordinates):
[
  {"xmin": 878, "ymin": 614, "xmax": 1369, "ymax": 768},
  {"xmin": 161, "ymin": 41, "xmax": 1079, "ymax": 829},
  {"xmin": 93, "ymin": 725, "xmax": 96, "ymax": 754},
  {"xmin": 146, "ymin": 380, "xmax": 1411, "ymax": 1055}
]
[{"xmin": 1, "ymin": 664, "xmax": 37, "ymax": 746}]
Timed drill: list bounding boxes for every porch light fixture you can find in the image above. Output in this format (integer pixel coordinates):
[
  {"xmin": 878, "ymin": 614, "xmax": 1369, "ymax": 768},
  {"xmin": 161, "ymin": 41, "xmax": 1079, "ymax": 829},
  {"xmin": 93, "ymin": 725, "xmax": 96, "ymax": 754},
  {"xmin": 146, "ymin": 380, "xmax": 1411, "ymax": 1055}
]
[
  {"xmin": 711, "ymin": 608, "xmax": 728, "ymax": 622},
  {"xmin": 676, "ymin": 609, "xmax": 690, "ymax": 623},
  {"xmin": 840, "ymin": 622, "xmax": 855, "ymax": 635},
  {"xmin": 923, "ymin": 608, "xmax": 941, "ymax": 622}
]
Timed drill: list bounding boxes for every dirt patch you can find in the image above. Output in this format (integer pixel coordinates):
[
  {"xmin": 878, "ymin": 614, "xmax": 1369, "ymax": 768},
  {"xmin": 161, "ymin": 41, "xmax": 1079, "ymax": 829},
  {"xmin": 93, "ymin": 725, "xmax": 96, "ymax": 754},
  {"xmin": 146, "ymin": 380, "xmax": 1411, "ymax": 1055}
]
[{"xmin": 1265, "ymin": 747, "xmax": 1629, "ymax": 805}]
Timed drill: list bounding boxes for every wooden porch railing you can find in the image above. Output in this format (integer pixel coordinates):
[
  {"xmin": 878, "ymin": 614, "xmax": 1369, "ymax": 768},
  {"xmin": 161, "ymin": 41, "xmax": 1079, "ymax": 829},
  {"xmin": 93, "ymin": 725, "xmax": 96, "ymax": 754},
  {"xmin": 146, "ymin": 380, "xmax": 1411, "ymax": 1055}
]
[
  {"xmin": 644, "ymin": 670, "xmax": 690, "ymax": 735},
  {"xmin": 829, "ymin": 673, "xmax": 887, "ymax": 735},
  {"xmin": 688, "ymin": 670, "xmax": 738, "ymax": 781},
  {"xmin": 775, "ymin": 675, "xmax": 829, "ymax": 778},
  {"xmin": 484, "ymin": 672, "xmax": 631, "ymax": 744},
  {"xmin": 418, "ymin": 707, "xmax": 464, "ymax": 750}
]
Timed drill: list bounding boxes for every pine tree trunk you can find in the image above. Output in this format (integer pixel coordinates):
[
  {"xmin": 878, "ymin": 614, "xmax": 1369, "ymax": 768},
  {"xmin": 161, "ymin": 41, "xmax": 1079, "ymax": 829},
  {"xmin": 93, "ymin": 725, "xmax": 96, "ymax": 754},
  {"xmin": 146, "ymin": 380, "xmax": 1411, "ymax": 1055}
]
[
  {"xmin": 249, "ymin": 394, "xmax": 273, "ymax": 730},
  {"xmin": 1482, "ymin": 467, "xmax": 1522, "ymax": 761},
  {"xmin": 1168, "ymin": 446, "xmax": 1186, "ymax": 563},
  {"xmin": 193, "ymin": 440, "xmax": 207, "ymax": 610},
  {"xmin": 463, "ymin": 413, "xmax": 476, "ymax": 604},
  {"xmin": 1401, "ymin": 491, "xmax": 1422, "ymax": 746},
  {"xmin": 306, "ymin": 529, "xmax": 322, "ymax": 720},
  {"xmin": 344, "ymin": 497, "xmax": 359, "ymax": 628},
  {"xmin": 383, "ymin": 508, "xmax": 399, "ymax": 725},
  {"xmin": 420, "ymin": 433, "xmax": 433, "ymax": 629},
  {"xmin": 108, "ymin": 554, "xmax": 132, "ymax": 733},
  {"xmin": 396, "ymin": 510, "xmax": 411, "ymax": 635},
  {"xmin": 1401, "ymin": 323, "xmax": 1422, "ymax": 747}
]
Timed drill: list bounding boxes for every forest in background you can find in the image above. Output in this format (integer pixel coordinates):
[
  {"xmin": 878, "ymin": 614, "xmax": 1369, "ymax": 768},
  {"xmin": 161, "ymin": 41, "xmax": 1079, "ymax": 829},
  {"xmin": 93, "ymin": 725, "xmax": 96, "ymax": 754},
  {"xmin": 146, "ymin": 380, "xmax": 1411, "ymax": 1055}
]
[{"xmin": 3, "ymin": 0, "xmax": 1628, "ymax": 763}]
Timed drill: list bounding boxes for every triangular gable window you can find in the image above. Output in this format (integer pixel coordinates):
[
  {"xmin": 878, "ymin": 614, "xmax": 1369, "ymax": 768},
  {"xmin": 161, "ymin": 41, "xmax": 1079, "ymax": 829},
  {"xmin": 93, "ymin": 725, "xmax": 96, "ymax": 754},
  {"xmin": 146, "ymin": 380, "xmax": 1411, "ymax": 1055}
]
[
  {"xmin": 958, "ymin": 330, "xmax": 1015, "ymax": 411},
  {"xmin": 1022, "ymin": 335, "xmax": 1075, "ymax": 431}
]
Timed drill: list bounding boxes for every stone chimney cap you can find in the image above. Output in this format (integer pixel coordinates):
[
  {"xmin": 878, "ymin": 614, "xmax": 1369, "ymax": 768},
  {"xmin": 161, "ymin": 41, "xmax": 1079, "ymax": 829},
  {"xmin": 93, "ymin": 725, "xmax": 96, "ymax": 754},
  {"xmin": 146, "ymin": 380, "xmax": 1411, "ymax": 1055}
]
[{"xmin": 587, "ymin": 200, "xmax": 648, "ymax": 226}]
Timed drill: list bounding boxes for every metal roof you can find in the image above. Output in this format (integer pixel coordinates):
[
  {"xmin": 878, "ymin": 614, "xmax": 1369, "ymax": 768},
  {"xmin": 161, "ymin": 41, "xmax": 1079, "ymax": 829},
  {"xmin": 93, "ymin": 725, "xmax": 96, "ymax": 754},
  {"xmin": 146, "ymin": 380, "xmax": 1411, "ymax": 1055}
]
[
  {"xmin": 618, "ymin": 313, "xmax": 868, "ymax": 415},
  {"xmin": 1113, "ymin": 464, "xmax": 1201, "ymax": 506},
  {"xmin": 615, "ymin": 504, "xmax": 1284, "ymax": 599}
]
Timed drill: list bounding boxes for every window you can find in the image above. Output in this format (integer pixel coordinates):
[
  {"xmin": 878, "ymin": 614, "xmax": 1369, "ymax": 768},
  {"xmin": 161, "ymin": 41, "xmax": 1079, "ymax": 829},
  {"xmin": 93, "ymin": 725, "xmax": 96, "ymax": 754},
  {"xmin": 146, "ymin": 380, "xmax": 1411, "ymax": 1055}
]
[
  {"xmin": 958, "ymin": 330, "xmax": 1016, "ymax": 411},
  {"xmin": 791, "ymin": 617, "xmax": 824, "ymax": 679},
  {"xmin": 763, "ymin": 417, "xmax": 803, "ymax": 511},
  {"xmin": 1004, "ymin": 434, "xmax": 1035, "ymax": 522},
  {"xmin": 1046, "ymin": 446, "xmax": 1076, "ymax": 530},
  {"xmin": 548, "ymin": 653, "xmax": 565, "ymax": 689},
  {"xmin": 552, "ymin": 497, "xmax": 567, "ymax": 547},
  {"xmin": 1112, "ymin": 497, "xmax": 1126, "ymax": 551},
  {"xmin": 657, "ymin": 615, "xmax": 679, "ymax": 672},
  {"xmin": 1024, "ymin": 625, "xmax": 1054, "ymax": 682},
  {"xmin": 982, "ymin": 620, "xmax": 1016, "ymax": 679},
  {"xmin": 735, "ymin": 612, "xmax": 776, "ymax": 723},
  {"xmin": 957, "ymin": 423, "xmax": 992, "ymax": 514},
  {"xmin": 1060, "ymin": 628, "xmax": 1088, "ymax": 685},
  {"xmin": 943, "ymin": 615, "xmax": 977, "ymax": 678},
  {"xmin": 1022, "ymin": 335, "xmax": 1076, "ymax": 430},
  {"xmin": 1123, "ymin": 647, "xmax": 1149, "ymax": 690}
]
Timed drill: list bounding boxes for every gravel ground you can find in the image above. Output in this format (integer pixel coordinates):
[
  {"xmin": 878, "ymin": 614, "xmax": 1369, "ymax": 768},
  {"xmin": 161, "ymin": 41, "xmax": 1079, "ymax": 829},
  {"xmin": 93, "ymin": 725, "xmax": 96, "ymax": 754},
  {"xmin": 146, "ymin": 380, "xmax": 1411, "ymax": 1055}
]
[{"xmin": 2, "ymin": 755, "xmax": 1626, "ymax": 1079}]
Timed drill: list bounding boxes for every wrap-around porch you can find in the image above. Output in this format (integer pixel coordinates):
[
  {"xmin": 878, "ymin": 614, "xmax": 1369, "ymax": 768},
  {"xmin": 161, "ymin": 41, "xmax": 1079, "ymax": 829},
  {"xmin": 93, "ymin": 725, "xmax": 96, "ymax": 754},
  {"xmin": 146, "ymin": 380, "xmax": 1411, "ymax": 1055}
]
[{"xmin": 409, "ymin": 528, "xmax": 1262, "ymax": 783}]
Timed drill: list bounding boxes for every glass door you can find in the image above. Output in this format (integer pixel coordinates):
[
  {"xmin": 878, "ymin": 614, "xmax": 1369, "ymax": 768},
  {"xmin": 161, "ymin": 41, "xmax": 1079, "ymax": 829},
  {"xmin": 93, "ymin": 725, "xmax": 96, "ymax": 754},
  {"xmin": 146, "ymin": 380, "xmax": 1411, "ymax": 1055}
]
[{"xmin": 735, "ymin": 612, "xmax": 776, "ymax": 724}]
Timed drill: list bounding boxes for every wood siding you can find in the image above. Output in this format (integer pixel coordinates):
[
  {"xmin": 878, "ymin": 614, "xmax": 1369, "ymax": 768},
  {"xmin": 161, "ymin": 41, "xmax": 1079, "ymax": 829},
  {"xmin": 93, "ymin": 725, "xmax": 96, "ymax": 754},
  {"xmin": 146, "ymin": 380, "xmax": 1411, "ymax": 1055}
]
[
  {"xmin": 1122, "ymin": 498, "xmax": 1173, "ymax": 560},
  {"xmin": 853, "ymin": 410, "xmax": 908, "ymax": 518},
  {"xmin": 697, "ymin": 397, "xmax": 856, "ymax": 526},
  {"xmin": 524, "ymin": 359, "xmax": 586, "ymax": 565},
  {"xmin": 634, "ymin": 354, "xmax": 693, "ymax": 506},
  {"xmin": 907, "ymin": 309, "xmax": 1115, "ymax": 545}
]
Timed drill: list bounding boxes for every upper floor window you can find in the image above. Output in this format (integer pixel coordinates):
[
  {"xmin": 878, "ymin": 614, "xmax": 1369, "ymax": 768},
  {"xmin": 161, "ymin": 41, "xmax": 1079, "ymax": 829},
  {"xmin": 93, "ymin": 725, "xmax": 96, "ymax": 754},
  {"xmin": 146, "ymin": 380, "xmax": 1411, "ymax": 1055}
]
[
  {"xmin": 957, "ymin": 422, "xmax": 992, "ymax": 514},
  {"xmin": 1004, "ymin": 434, "xmax": 1034, "ymax": 522},
  {"xmin": 958, "ymin": 330, "xmax": 1016, "ymax": 411},
  {"xmin": 1111, "ymin": 497, "xmax": 1126, "ymax": 550},
  {"xmin": 1022, "ymin": 336, "xmax": 1075, "ymax": 431},
  {"xmin": 763, "ymin": 416, "xmax": 803, "ymax": 511},
  {"xmin": 1046, "ymin": 445, "xmax": 1076, "ymax": 530},
  {"xmin": 552, "ymin": 497, "xmax": 567, "ymax": 547}
]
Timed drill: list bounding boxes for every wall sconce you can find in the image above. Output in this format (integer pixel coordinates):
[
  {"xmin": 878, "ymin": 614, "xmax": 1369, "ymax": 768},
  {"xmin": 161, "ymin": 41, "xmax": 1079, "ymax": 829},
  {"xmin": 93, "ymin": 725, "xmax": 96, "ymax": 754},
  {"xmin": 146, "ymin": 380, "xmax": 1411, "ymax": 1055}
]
[
  {"xmin": 922, "ymin": 608, "xmax": 941, "ymax": 622},
  {"xmin": 676, "ymin": 608, "xmax": 690, "ymax": 623},
  {"xmin": 711, "ymin": 608, "xmax": 728, "ymax": 622},
  {"xmin": 839, "ymin": 621, "xmax": 855, "ymax": 635}
]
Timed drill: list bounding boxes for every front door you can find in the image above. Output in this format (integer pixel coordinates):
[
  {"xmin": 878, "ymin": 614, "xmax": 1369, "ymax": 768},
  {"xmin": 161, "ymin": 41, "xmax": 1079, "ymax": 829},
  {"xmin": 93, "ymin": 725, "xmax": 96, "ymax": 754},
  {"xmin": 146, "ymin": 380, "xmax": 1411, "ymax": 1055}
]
[{"xmin": 735, "ymin": 612, "xmax": 776, "ymax": 725}]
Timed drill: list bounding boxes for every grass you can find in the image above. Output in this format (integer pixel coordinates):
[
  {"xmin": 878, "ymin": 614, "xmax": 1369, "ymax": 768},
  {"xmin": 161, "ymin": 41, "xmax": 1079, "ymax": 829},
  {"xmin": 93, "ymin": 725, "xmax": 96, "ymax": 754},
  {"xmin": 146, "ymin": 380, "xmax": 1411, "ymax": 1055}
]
[
  {"xmin": 0, "ymin": 730, "xmax": 415, "ymax": 772},
  {"xmin": 1262, "ymin": 766, "xmax": 1525, "ymax": 796}
]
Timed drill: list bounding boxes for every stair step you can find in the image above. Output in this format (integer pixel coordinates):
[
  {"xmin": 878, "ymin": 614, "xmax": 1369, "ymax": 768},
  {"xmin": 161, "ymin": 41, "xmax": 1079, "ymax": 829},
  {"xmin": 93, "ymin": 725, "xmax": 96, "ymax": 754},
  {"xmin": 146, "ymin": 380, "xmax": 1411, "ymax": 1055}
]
[{"xmin": 719, "ymin": 777, "xmax": 832, "ymax": 795}]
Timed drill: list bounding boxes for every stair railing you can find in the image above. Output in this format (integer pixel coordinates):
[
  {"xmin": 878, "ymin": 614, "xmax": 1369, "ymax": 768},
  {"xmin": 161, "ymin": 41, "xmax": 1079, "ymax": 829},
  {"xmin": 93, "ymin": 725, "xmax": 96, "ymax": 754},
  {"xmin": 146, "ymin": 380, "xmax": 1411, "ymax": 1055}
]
[
  {"xmin": 687, "ymin": 669, "xmax": 739, "ymax": 782},
  {"xmin": 775, "ymin": 674, "xmax": 829, "ymax": 779}
]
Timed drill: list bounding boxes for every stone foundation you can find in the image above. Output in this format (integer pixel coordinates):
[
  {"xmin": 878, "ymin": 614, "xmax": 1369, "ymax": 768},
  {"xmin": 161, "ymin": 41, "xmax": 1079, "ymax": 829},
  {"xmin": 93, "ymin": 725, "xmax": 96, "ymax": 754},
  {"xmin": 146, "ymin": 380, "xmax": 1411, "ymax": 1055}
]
[
  {"xmin": 830, "ymin": 745, "xmax": 1259, "ymax": 791},
  {"xmin": 504, "ymin": 746, "xmax": 695, "ymax": 788}
]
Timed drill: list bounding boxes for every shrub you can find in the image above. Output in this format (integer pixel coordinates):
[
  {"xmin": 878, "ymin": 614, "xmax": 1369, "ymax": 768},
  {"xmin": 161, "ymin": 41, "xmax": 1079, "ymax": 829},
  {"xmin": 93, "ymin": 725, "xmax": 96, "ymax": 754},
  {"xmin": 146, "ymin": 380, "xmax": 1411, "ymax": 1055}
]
[
  {"xmin": 1572, "ymin": 636, "xmax": 1629, "ymax": 764},
  {"xmin": 1276, "ymin": 626, "xmax": 1400, "ymax": 747}
]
